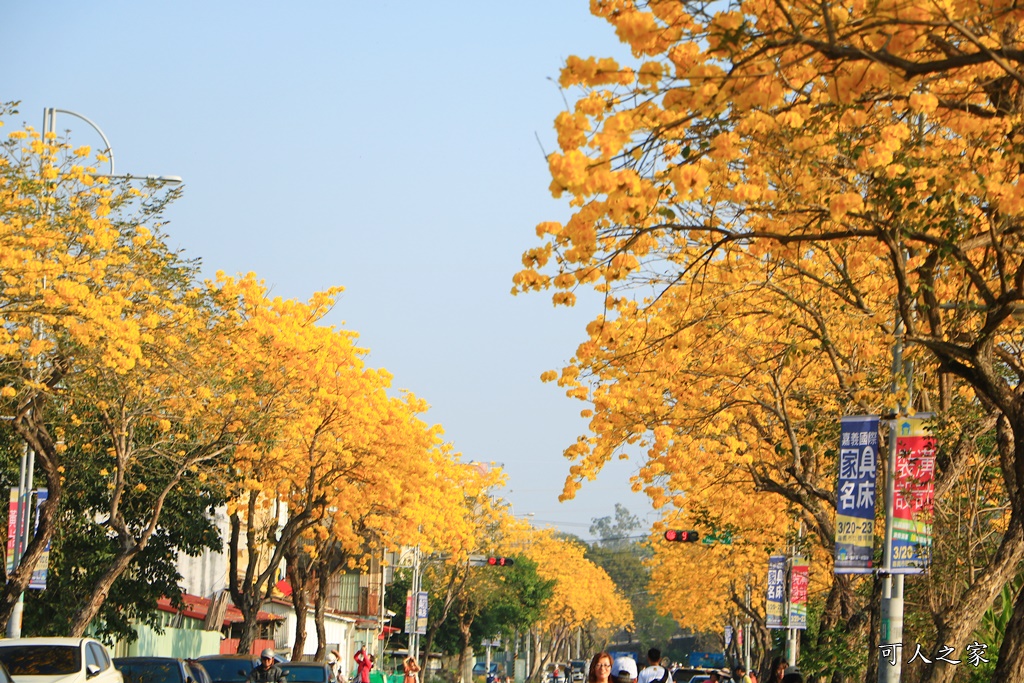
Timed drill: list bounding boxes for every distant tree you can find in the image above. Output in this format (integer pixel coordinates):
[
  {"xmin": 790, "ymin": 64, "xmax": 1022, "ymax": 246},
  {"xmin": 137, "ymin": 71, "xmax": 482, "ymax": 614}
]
[
  {"xmin": 589, "ymin": 504, "xmax": 641, "ymax": 547},
  {"xmin": 586, "ymin": 506, "xmax": 679, "ymax": 658}
]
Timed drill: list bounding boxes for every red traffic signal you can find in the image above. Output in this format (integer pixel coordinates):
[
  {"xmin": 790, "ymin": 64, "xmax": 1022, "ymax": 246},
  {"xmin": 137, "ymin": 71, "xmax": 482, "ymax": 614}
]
[
  {"xmin": 664, "ymin": 530, "xmax": 699, "ymax": 542},
  {"xmin": 486, "ymin": 556, "xmax": 515, "ymax": 567}
]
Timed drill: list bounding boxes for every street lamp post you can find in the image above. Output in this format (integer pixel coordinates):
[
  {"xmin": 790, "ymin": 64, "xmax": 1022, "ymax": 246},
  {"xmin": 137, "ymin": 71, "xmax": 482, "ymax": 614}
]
[{"xmin": 877, "ymin": 319, "xmax": 911, "ymax": 683}]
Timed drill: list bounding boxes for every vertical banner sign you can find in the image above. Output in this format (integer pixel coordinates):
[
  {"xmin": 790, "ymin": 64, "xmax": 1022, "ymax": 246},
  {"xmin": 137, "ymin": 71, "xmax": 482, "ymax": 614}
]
[
  {"xmin": 766, "ymin": 555, "xmax": 786, "ymax": 629},
  {"xmin": 414, "ymin": 590, "xmax": 428, "ymax": 634},
  {"xmin": 788, "ymin": 559, "xmax": 809, "ymax": 630},
  {"xmin": 404, "ymin": 591, "xmax": 414, "ymax": 634},
  {"xmin": 29, "ymin": 489, "xmax": 48, "ymax": 590},
  {"xmin": 835, "ymin": 415, "xmax": 879, "ymax": 573},
  {"xmin": 6, "ymin": 489, "xmax": 16, "ymax": 576},
  {"xmin": 892, "ymin": 417, "xmax": 936, "ymax": 573}
]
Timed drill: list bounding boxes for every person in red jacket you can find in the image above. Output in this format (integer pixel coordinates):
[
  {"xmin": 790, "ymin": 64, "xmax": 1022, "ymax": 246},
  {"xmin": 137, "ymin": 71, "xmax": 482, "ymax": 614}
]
[{"xmin": 354, "ymin": 646, "xmax": 372, "ymax": 683}]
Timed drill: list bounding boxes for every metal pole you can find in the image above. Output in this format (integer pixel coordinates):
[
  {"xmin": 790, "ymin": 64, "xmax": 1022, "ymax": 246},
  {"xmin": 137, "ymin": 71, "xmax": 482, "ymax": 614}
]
[
  {"xmin": 44, "ymin": 107, "xmax": 116, "ymax": 175},
  {"xmin": 785, "ymin": 523, "xmax": 803, "ymax": 668},
  {"xmin": 878, "ymin": 319, "xmax": 907, "ymax": 683},
  {"xmin": 411, "ymin": 546, "xmax": 421, "ymax": 663},
  {"xmin": 744, "ymin": 580, "xmax": 752, "ymax": 674}
]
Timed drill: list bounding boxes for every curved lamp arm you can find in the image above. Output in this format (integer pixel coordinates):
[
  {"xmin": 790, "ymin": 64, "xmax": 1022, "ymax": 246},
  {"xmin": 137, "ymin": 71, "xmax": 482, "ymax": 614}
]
[{"xmin": 43, "ymin": 107, "xmax": 116, "ymax": 175}]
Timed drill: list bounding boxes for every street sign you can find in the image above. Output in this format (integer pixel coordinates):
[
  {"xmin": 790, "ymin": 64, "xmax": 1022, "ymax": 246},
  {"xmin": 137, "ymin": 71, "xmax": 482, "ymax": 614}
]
[{"xmin": 701, "ymin": 530, "xmax": 733, "ymax": 545}]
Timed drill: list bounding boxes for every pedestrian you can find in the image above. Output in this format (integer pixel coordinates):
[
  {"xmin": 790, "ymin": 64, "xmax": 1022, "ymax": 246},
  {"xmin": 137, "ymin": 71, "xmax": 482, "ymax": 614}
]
[
  {"xmin": 587, "ymin": 652, "xmax": 614, "ymax": 683},
  {"xmin": 765, "ymin": 658, "xmax": 787, "ymax": 683},
  {"xmin": 708, "ymin": 674, "xmax": 721, "ymax": 683},
  {"xmin": 403, "ymin": 657, "xmax": 420, "ymax": 683},
  {"xmin": 611, "ymin": 657, "xmax": 638, "ymax": 683},
  {"xmin": 731, "ymin": 665, "xmax": 751, "ymax": 683},
  {"xmin": 637, "ymin": 650, "xmax": 667, "ymax": 683},
  {"xmin": 354, "ymin": 646, "xmax": 373, "ymax": 683},
  {"xmin": 247, "ymin": 649, "xmax": 286, "ymax": 683},
  {"xmin": 327, "ymin": 652, "xmax": 343, "ymax": 683}
]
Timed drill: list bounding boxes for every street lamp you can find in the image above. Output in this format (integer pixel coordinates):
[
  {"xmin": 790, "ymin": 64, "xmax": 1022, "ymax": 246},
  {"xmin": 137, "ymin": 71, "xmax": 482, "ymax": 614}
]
[{"xmin": 42, "ymin": 108, "xmax": 182, "ymax": 184}]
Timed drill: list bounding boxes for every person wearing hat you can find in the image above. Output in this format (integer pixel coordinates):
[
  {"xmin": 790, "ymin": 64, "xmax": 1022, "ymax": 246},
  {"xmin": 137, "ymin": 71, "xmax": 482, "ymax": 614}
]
[
  {"xmin": 247, "ymin": 649, "xmax": 286, "ymax": 683},
  {"xmin": 327, "ymin": 650, "xmax": 344, "ymax": 683},
  {"xmin": 611, "ymin": 657, "xmax": 638, "ymax": 683}
]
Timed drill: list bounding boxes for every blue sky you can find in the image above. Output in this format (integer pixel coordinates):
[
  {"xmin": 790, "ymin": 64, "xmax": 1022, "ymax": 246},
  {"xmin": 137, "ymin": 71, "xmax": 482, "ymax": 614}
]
[{"xmin": 3, "ymin": 1, "xmax": 655, "ymax": 539}]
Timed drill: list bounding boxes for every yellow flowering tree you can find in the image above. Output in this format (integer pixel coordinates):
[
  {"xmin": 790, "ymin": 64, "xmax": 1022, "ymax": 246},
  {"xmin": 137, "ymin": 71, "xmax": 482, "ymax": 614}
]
[
  {"xmin": 0, "ymin": 112, "xmax": 202, "ymax": 633},
  {"xmin": 513, "ymin": 526, "xmax": 632, "ymax": 678},
  {"xmin": 516, "ymin": 1, "xmax": 1024, "ymax": 679},
  {"xmin": 221, "ymin": 275, "xmax": 487, "ymax": 654}
]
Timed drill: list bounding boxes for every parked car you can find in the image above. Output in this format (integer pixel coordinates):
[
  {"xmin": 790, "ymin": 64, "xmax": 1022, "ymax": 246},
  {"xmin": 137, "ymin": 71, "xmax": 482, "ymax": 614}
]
[
  {"xmin": 472, "ymin": 664, "xmax": 497, "ymax": 677},
  {"xmin": 279, "ymin": 662, "xmax": 333, "ymax": 683},
  {"xmin": 194, "ymin": 656, "xmax": 259, "ymax": 683},
  {"xmin": 184, "ymin": 662, "xmax": 212, "ymax": 683},
  {"xmin": 0, "ymin": 637, "xmax": 122, "ymax": 683},
  {"xmin": 114, "ymin": 657, "xmax": 210, "ymax": 683},
  {"xmin": 568, "ymin": 661, "xmax": 586, "ymax": 683},
  {"xmin": 670, "ymin": 670, "xmax": 703, "ymax": 683}
]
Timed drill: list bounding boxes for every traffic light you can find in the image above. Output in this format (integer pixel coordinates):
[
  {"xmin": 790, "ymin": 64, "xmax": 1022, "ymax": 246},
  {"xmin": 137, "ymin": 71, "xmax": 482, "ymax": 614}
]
[
  {"xmin": 487, "ymin": 556, "xmax": 515, "ymax": 567},
  {"xmin": 664, "ymin": 530, "xmax": 699, "ymax": 542}
]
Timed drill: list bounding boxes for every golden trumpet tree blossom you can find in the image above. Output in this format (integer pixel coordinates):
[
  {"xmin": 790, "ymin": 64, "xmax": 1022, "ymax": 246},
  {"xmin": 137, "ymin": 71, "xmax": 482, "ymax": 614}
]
[
  {"xmin": 508, "ymin": 525, "xmax": 631, "ymax": 677},
  {"xmin": 0, "ymin": 118, "xmax": 191, "ymax": 633},
  {"xmin": 219, "ymin": 275, "xmax": 488, "ymax": 653},
  {"xmin": 517, "ymin": 0, "xmax": 1024, "ymax": 679}
]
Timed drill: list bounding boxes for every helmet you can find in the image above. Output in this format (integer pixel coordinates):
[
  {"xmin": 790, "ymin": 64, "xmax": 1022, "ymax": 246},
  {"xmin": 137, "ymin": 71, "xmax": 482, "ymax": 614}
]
[{"xmin": 261, "ymin": 649, "xmax": 276, "ymax": 660}]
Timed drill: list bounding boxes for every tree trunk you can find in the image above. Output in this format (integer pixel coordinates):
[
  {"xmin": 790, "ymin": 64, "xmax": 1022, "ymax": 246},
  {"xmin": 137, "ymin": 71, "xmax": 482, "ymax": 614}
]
[
  {"xmin": 923, "ymin": 516, "xmax": 1024, "ymax": 683},
  {"xmin": 0, "ymin": 482, "xmax": 60, "ymax": 633},
  {"xmin": 993, "ymin": 581, "xmax": 1024, "ymax": 681},
  {"xmin": 420, "ymin": 564, "xmax": 465, "ymax": 670},
  {"xmin": 288, "ymin": 553, "xmax": 310, "ymax": 661},
  {"xmin": 68, "ymin": 547, "xmax": 140, "ymax": 635},
  {"xmin": 314, "ymin": 563, "xmax": 330, "ymax": 661},
  {"xmin": 236, "ymin": 602, "xmax": 262, "ymax": 655},
  {"xmin": 229, "ymin": 495, "xmax": 313, "ymax": 656},
  {"xmin": 457, "ymin": 621, "xmax": 472, "ymax": 683},
  {"xmin": 68, "ymin": 467, "xmax": 188, "ymax": 636},
  {"xmin": 0, "ymin": 411, "xmax": 64, "ymax": 634}
]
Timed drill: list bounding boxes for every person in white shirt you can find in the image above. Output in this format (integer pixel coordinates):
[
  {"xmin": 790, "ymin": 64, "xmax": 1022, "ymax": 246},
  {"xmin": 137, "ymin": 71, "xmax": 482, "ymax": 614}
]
[{"xmin": 636, "ymin": 650, "xmax": 666, "ymax": 683}]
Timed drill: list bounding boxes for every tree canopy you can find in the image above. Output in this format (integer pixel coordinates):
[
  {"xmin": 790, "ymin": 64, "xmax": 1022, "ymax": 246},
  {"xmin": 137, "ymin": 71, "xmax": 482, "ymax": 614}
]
[{"xmin": 517, "ymin": 1, "xmax": 1024, "ymax": 680}]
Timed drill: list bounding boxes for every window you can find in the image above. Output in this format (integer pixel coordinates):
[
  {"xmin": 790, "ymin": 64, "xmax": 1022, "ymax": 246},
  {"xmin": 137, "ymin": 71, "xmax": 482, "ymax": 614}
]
[
  {"xmin": 0, "ymin": 646, "xmax": 81, "ymax": 675},
  {"xmin": 86, "ymin": 643, "xmax": 107, "ymax": 671},
  {"xmin": 333, "ymin": 573, "xmax": 360, "ymax": 613}
]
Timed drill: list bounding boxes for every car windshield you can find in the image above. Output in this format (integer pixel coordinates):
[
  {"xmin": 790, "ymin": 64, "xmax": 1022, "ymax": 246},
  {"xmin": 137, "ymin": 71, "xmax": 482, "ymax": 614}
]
[
  {"xmin": 117, "ymin": 661, "xmax": 184, "ymax": 683},
  {"xmin": 280, "ymin": 666, "xmax": 326, "ymax": 683},
  {"xmin": 198, "ymin": 660, "xmax": 253, "ymax": 683},
  {"xmin": 0, "ymin": 646, "xmax": 81, "ymax": 675}
]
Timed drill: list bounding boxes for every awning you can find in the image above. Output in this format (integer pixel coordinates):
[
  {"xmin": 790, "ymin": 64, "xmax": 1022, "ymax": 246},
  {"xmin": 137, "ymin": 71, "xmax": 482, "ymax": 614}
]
[{"xmin": 157, "ymin": 592, "xmax": 283, "ymax": 627}]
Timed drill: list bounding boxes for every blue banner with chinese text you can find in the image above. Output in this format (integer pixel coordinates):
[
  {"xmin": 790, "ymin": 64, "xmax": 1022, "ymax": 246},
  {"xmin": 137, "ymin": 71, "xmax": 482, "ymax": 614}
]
[
  {"xmin": 835, "ymin": 415, "xmax": 879, "ymax": 574},
  {"xmin": 766, "ymin": 555, "xmax": 786, "ymax": 629}
]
